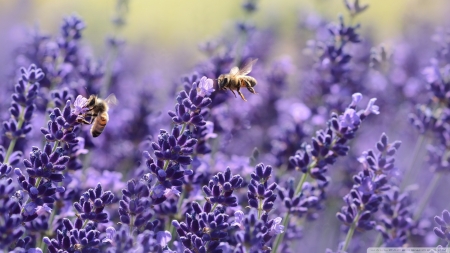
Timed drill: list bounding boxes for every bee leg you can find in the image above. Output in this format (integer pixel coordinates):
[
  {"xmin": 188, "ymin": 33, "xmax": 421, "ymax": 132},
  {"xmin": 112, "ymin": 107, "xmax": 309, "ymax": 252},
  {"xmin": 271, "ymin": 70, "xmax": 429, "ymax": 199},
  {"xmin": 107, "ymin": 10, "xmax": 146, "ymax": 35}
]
[
  {"xmin": 236, "ymin": 87, "xmax": 247, "ymax": 101},
  {"xmin": 78, "ymin": 118, "xmax": 91, "ymax": 125},
  {"xmin": 230, "ymin": 89, "xmax": 238, "ymax": 98},
  {"xmin": 244, "ymin": 80, "xmax": 257, "ymax": 94}
]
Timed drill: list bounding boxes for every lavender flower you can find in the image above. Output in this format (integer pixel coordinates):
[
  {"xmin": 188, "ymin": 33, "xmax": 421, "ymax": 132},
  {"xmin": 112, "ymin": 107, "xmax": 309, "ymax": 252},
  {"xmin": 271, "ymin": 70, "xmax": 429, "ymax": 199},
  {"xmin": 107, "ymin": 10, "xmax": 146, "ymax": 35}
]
[
  {"xmin": 73, "ymin": 183, "xmax": 114, "ymax": 224},
  {"xmin": 172, "ymin": 201, "xmax": 230, "ymax": 253},
  {"xmin": 434, "ymin": 210, "xmax": 450, "ymax": 246},
  {"xmin": 3, "ymin": 64, "xmax": 43, "ymax": 142},
  {"xmin": 43, "ymin": 217, "xmax": 109, "ymax": 253},
  {"xmin": 202, "ymin": 167, "xmax": 243, "ymax": 208},
  {"xmin": 376, "ymin": 187, "xmax": 412, "ymax": 247},
  {"xmin": 335, "ymin": 133, "xmax": 401, "ymax": 251},
  {"xmin": 247, "ymin": 163, "xmax": 277, "ymax": 217}
]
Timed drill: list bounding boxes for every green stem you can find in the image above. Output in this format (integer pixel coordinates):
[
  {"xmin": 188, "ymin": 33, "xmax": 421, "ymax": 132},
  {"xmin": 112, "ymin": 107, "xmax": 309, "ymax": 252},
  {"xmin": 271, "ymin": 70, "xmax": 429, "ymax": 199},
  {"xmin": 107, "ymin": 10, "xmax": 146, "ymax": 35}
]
[
  {"xmin": 168, "ymin": 187, "xmax": 186, "ymax": 246},
  {"xmin": 163, "ymin": 160, "xmax": 169, "ymax": 170},
  {"xmin": 82, "ymin": 219, "xmax": 89, "ymax": 229},
  {"xmin": 4, "ymin": 139, "xmax": 18, "ymax": 164},
  {"xmin": 400, "ymin": 134, "xmax": 425, "ymax": 190},
  {"xmin": 342, "ymin": 211, "xmax": 361, "ymax": 252},
  {"xmin": 4, "ymin": 102, "xmax": 27, "ymax": 164},
  {"xmin": 271, "ymin": 172, "xmax": 308, "ymax": 253},
  {"xmin": 180, "ymin": 123, "xmax": 187, "ymax": 135},
  {"xmin": 413, "ymin": 173, "xmax": 442, "ymax": 221},
  {"xmin": 21, "ymin": 177, "xmax": 42, "ymax": 213},
  {"xmin": 294, "ymin": 172, "xmax": 309, "ymax": 196},
  {"xmin": 211, "ymin": 203, "xmax": 218, "ymax": 212},
  {"xmin": 52, "ymin": 141, "xmax": 60, "ymax": 153},
  {"xmin": 129, "ymin": 215, "xmax": 135, "ymax": 234},
  {"xmin": 372, "ymin": 233, "xmax": 383, "ymax": 247},
  {"xmin": 257, "ymin": 199, "xmax": 262, "ymax": 219}
]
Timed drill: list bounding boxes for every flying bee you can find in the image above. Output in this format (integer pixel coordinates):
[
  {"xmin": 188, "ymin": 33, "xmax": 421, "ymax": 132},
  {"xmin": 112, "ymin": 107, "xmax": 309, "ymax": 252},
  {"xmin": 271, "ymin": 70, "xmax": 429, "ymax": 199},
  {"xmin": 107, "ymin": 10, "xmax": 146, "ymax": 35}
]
[
  {"xmin": 78, "ymin": 94, "xmax": 117, "ymax": 138},
  {"xmin": 217, "ymin": 58, "xmax": 258, "ymax": 101}
]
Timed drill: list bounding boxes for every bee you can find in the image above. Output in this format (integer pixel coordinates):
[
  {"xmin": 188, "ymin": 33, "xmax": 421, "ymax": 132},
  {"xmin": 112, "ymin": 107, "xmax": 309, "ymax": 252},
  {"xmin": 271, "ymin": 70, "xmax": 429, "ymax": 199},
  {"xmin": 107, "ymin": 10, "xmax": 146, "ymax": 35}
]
[
  {"xmin": 78, "ymin": 94, "xmax": 117, "ymax": 138},
  {"xmin": 217, "ymin": 58, "xmax": 258, "ymax": 101}
]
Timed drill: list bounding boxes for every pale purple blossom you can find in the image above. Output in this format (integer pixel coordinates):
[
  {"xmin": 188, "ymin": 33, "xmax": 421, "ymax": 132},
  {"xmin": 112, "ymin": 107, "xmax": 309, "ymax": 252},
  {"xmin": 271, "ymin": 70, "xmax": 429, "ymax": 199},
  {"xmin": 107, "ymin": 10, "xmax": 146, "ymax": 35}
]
[
  {"xmin": 339, "ymin": 108, "xmax": 360, "ymax": 129},
  {"xmin": 74, "ymin": 137, "xmax": 89, "ymax": 156},
  {"xmin": 204, "ymin": 121, "xmax": 218, "ymax": 139},
  {"xmin": 35, "ymin": 204, "xmax": 52, "ymax": 215},
  {"xmin": 350, "ymin": 92, "xmax": 363, "ymax": 107},
  {"xmin": 153, "ymin": 185, "xmax": 166, "ymax": 198},
  {"xmin": 364, "ymin": 98, "xmax": 380, "ymax": 115},
  {"xmin": 269, "ymin": 217, "xmax": 284, "ymax": 236},
  {"xmin": 156, "ymin": 231, "xmax": 172, "ymax": 247},
  {"xmin": 231, "ymin": 210, "xmax": 245, "ymax": 229},
  {"xmin": 164, "ymin": 186, "xmax": 181, "ymax": 199},
  {"xmin": 197, "ymin": 76, "xmax": 215, "ymax": 97},
  {"xmin": 72, "ymin": 95, "xmax": 89, "ymax": 115}
]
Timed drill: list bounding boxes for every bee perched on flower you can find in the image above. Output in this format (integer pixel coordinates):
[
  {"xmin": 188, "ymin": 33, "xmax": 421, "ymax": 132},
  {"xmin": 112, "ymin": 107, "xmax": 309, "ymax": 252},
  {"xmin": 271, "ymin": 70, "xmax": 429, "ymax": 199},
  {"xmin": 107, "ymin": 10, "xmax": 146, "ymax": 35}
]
[{"xmin": 72, "ymin": 94, "xmax": 118, "ymax": 137}]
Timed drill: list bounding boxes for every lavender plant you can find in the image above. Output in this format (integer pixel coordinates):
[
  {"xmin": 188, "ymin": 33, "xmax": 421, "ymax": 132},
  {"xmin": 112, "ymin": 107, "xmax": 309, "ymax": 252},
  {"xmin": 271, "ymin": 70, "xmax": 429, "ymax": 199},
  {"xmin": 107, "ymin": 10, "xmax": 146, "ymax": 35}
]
[{"xmin": 2, "ymin": 0, "xmax": 450, "ymax": 252}]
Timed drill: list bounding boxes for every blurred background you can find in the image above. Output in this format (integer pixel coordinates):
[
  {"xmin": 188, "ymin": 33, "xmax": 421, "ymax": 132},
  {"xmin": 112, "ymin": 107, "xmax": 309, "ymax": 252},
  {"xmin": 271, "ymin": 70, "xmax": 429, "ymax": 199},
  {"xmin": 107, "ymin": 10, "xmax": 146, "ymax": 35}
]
[{"xmin": 1, "ymin": 0, "xmax": 449, "ymax": 70}]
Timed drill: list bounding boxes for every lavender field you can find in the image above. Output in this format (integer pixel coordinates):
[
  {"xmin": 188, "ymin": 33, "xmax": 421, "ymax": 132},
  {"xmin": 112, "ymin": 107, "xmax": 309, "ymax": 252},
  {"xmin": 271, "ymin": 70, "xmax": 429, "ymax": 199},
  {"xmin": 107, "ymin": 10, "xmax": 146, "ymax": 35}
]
[{"xmin": 1, "ymin": 0, "xmax": 450, "ymax": 252}]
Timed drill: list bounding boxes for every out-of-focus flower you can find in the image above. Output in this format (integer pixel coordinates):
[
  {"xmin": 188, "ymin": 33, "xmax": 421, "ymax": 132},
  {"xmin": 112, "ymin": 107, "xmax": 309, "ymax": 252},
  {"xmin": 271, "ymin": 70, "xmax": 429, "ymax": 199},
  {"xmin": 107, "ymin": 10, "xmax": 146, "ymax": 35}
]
[
  {"xmin": 433, "ymin": 209, "xmax": 450, "ymax": 246},
  {"xmin": 156, "ymin": 231, "xmax": 172, "ymax": 247},
  {"xmin": 232, "ymin": 210, "xmax": 245, "ymax": 229},
  {"xmin": 269, "ymin": 217, "xmax": 284, "ymax": 236},
  {"xmin": 164, "ymin": 186, "xmax": 181, "ymax": 199},
  {"xmin": 35, "ymin": 204, "xmax": 52, "ymax": 215}
]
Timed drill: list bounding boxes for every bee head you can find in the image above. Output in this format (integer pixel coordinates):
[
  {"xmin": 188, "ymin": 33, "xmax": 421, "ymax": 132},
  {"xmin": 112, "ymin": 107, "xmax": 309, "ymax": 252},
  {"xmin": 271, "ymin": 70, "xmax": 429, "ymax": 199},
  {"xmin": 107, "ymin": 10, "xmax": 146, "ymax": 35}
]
[
  {"xmin": 87, "ymin": 95, "xmax": 98, "ymax": 107},
  {"xmin": 217, "ymin": 75, "xmax": 228, "ymax": 90}
]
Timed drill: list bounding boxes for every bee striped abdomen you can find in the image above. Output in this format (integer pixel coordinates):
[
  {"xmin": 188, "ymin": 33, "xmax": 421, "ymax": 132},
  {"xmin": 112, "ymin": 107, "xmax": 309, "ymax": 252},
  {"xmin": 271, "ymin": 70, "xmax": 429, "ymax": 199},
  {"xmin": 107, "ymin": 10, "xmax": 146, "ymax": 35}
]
[{"xmin": 90, "ymin": 112, "xmax": 109, "ymax": 138}]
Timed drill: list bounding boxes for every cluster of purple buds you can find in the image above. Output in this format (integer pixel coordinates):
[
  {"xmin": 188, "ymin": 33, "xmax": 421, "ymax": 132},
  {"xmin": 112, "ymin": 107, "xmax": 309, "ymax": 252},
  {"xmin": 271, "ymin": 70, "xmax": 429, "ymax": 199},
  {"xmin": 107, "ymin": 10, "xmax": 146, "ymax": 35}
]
[
  {"xmin": 192, "ymin": 121, "xmax": 217, "ymax": 155},
  {"xmin": 376, "ymin": 187, "xmax": 412, "ymax": 246},
  {"xmin": 336, "ymin": 167, "xmax": 389, "ymax": 231},
  {"xmin": 277, "ymin": 180, "xmax": 319, "ymax": 218},
  {"xmin": 358, "ymin": 133, "xmax": 401, "ymax": 177},
  {"xmin": 104, "ymin": 226, "xmax": 170, "ymax": 253},
  {"xmin": 150, "ymin": 127, "xmax": 197, "ymax": 165},
  {"xmin": 143, "ymin": 153, "xmax": 186, "ymax": 205},
  {"xmin": 427, "ymin": 140, "xmax": 450, "ymax": 173},
  {"xmin": 169, "ymin": 76, "xmax": 213, "ymax": 127},
  {"xmin": 35, "ymin": 15, "xmax": 85, "ymax": 88},
  {"xmin": 118, "ymin": 179, "xmax": 159, "ymax": 232},
  {"xmin": 40, "ymin": 101, "xmax": 82, "ymax": 147},
  {"xmin": 336, "ymin": 133, "xmax": 400, "ymax": 247},
  {"xmin": 172, "ymin": 201, "xmax": 230, "ymax": 253},
  {"xmin": 73, "ymin": 183, "xmax": 114, "ymax": 224},
  {"xmin": 289, "ymin": 93, "xmax": 379, "ymax": 183},
  {"xmin": 43, "ymin": 217, "xmax": 109, "ymax": 253},
  {"xmin": 410, "ymin": 62, "xmax": 450, "ymax": 135},
  {"xmin": 3, "ymin": 64, "xmax": 44, "ymax": 140},
  {"xmin": 434, "ymin": 209, "xmax": 450, "ymax": 246},
  {"xmin": 232, "ymin": 211, "xmax": 284, "ymax": 253},
  {"xmin": 202, "ymin": 167, "xmax": 243, "ymax": 208},
  {"xmin": 57, "ymin": 15, "xmax": 86, "ymax": 65},
  {"xmin": 344, "ymin": 0, "xmax": 369, "ymax": 17},
  {"xmin": 313, "ymin": 14, "xmax": 362, "ymax": 88},
  {"xmin": 0, "ymin": 163, "xmax": 24, "ymax": 249},
  {"xmin": 247, "ymin": 163, "xmax": 277, "ymax": 216},
  {"xmin": 50, "ymin": 88, "xmax": 74, "ymax": 109},
  {"xmin": 21, "ymin": 144, "xmax": 69, "ymax": 182},
  {"xmin": 15, "ymin": 144, "xmax": 69, "ymax": 221}
]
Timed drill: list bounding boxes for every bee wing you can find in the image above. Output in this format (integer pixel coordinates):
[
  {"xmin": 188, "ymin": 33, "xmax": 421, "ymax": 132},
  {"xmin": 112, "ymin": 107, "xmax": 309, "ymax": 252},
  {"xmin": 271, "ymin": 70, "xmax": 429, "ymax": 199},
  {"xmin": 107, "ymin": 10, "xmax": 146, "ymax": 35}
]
[
  {"xmin": 237, "ymin": 58, "xmax": 258, "ymax": 76},
  {"xmin": 103, "ymin": 93, "xmax": 118, "ymax": 107},
  {"xmin": 229, "ymin": 67, "xmax": 239, "ymax": 76}
]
